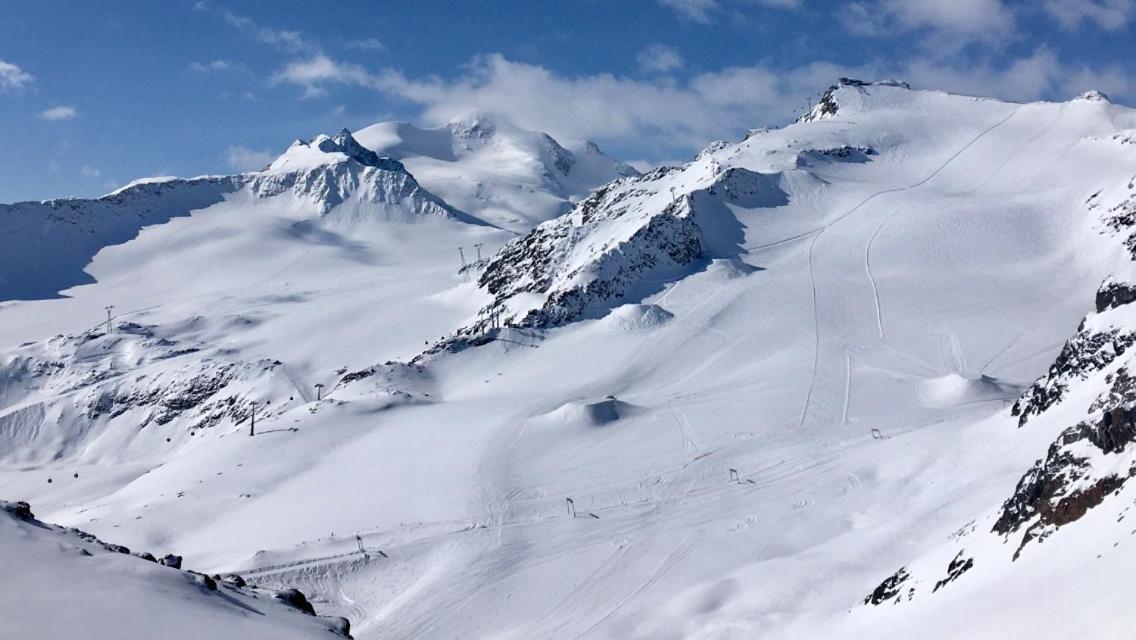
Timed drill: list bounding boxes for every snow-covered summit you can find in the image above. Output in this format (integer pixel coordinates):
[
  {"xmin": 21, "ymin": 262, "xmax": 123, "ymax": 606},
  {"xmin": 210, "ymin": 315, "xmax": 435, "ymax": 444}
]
[
  {"xmin": 353, "ymin": 113, "xmax": 638, "ymax": 232},
  {"xmin": 249, "ymin": 128, "xmax": 479, "ymax": 224},
  {"xmin": 266, "ymin": 128, "xmax": 405, "ymax": 174},
  {"xmin": 799, "ymin": 77, "xmax": 914, "ymax": 123}
]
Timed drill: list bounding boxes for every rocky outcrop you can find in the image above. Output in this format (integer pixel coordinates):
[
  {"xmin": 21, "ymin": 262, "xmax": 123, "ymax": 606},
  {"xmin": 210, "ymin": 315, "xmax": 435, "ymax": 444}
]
[
  {"xmin": 0, "ymin": 321, "xmax": 294, "ymax": 464},
  {"xmin": 995, "ymin": 400, "xmax": 1136, "ymax": 558},
  {"xmin": 864, "ymin": 567, "xmax": 911, "ymax": 605},
  {"xmin": 432, "ymin": 164, "xmax": 784, "ymax": 345},
  {"xmin": 1011, "ymin": 325, "xmax": 1135, "ymax": 427},
  {"xmin": 274, "ymin": 588, "xmax": 316, "ymax": 615},
  {"xmin": 932, "ymin": 552, "xmax": 973, "ymax": 592}
]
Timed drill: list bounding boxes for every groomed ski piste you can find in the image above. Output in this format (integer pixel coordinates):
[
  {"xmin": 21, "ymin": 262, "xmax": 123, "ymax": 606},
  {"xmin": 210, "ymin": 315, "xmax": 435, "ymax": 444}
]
[{"xmin": 3, "ymin": 80, "xmax": 1136, "ymax": 638}]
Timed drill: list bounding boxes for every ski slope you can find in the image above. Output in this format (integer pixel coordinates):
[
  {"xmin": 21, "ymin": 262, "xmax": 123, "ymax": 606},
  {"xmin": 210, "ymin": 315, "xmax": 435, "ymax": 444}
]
[{"xmin": 3, "ymin": 81, "xmax": 1136, "ymax": 638}]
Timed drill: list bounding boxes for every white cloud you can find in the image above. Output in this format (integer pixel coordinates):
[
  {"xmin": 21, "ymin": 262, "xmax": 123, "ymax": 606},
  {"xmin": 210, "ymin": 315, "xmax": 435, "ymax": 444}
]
[
  {"xmin": 0, "ymin": 59, "xmax": 33, "ymax": 92},
  {"xmin": 1043, "ymin": 0, "xmax": 1133, "ymax": 31},
  {"xmin": 902, "ymin": 49, "xmax": 1063, "ymax": 102},
  {"xmin": 40, "ymin": 105, "xmax": 79, "ymax": 121},
  {"xmin": 637, "ymin": 44, "xmax": 685, "ymax": 74},
  {"xmin": 79, "ymin": 166, "xmax": 101, "ymax": 178},
  {"xmin": 268, "ymin": 48, "xmax": 1132, "ymax": 160},
  {"xmin": 841, "ymin": 0, "xmax": 1014, "ymax": 48},
  {"xmin": 190, "ymin": 59, "xmax": 233, "ymax": 72},
  {"xmin": 270, "ymin": 54, "xmax": 383, "ymax": 98},
  {"xmin": 225, "ymin": 145, "xmax": 276, "ymax": 171},
  {"xmin": 657, "ymin": 0, "xmax": 799, "ymax": 22},
  {"xmin": 657, "ymin": 0, "xmax": 718, "ymax": 22},
  {"xmin": 1063, "ymin": 63, "xmax": 1136, "ymax": 100},
  {"xmin": 222, "ymin": 10, "xmax": 311, "ymax": 52},
  {"xmin": 346, "ymin": 37, "xmax": 385, "ymax": 51},
  {"xmin": 324, "ymin": 53, "xmax": 874, "ymax": 147}
]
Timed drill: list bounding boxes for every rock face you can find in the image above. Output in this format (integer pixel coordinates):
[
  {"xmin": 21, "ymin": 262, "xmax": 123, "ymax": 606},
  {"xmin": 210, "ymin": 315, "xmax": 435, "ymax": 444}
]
[
  {"xmin": 863, "ymin": 567, "xmax": 911, "ymax": 605},
  {"xmin": 437, "ymin": 163, "xmax": 786, "ymax": 343},
  {"xmin": 995, "ymin": 383, "xmax": 1136, "ymax": 558},
  {"xmin": 797, "ymin": 78, "xmax": 910, "ymax": 124},
  {"xmin": 274, "ymin": 588, "xmax": 316, "ymax": 615},
  {"xmin": 1011, "ymin": 325, "xmax": 1135, "ymax": 427},
  {"xmin": 996, "ymin": 181, "xmax": 1136, "ymax": 556}
]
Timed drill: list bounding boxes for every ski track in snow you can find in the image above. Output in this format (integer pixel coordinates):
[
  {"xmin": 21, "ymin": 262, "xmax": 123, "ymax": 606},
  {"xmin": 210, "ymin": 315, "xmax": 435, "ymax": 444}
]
[
  {"xmin": 797, "ymin": 106, "xmax": 1022, "ymax": 430},
  {"xmin": 864, "ymin": 104, "xmax": 1069, "ymax": 342}
]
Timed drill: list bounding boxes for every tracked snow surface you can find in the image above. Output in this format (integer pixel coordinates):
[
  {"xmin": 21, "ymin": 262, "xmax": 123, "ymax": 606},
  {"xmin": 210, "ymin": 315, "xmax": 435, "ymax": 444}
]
[{"xmin": 4, "ymin": 79, "xmax": 1136, "ymax": 638}]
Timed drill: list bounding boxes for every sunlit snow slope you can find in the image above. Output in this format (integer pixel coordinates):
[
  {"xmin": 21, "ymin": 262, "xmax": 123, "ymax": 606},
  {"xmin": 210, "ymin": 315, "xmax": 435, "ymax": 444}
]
[{"xmin": 3, "ymin": 81, "xmax": 1136, "ymax": 639}]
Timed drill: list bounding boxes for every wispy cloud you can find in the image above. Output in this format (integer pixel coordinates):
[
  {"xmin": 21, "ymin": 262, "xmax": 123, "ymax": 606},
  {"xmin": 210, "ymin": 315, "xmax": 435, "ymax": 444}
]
[
  {"xmin": 220, "ymin": 9, "xmax": 313, "ymax": 53},
  {"xmin": 657, "ymin": 0, "xmax": 719, "ymax": 23},
  {"xmin": 1043, "ymin": 0, "xmax": 1133, "ymax": 31},
  {"xmin": 270, "ymin": 54, "xmax": 382, "ymax": 98},
  {"xmin": 225, "ymin": 145, "xmax": 275, "ymax": 171},
  {"xmin": 840, "ymin": 0, "xmax": 1015, "ymax": 51},
  {"xmin": 637, "ymin": 44, "xmax": 684, "ymax": 74},
  {"xmin": 79, "ymin": 165, "xmax": 101, "ymax": 178},
  {"xmin": 190, "ymin": 59, "xmax": 235, "ymax": 72},
  {"xmin": 0, "ymin": 60, "xmax": 34, "ymax": 92},
  {"xmin": 657, "ymin": 0, "xmax": 800, "ymax": 22},
  {"xmin": 40, "ymin": 105, "xmax": 79, "ymax": 121},
  {"xmin": 346, "ymin": 37, "xmax": 385, "ymax": 51}
]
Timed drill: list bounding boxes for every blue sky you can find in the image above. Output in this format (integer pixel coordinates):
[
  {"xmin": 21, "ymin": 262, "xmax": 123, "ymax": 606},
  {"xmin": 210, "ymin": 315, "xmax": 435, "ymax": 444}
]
[{"xmin": 1, "ymin": 0, "xmax": 1134, "ymax": 202}]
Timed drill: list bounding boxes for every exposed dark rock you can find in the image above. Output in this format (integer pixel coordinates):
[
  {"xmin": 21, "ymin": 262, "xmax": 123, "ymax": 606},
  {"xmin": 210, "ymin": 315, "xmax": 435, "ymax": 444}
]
[
  {"xmin": 159, "ymin": 554, "xmax": 183, "ymax": 569},
  {"xmin": 994, "ymin": 407, "xmax": 1136, "ymax": 558},
  {"xmin": 324, "ymin": 616, "xmax": 352, "ymax": 638},
  {"xmin": 864, "ymin": 567, "xmax": 910, "ymax": 605},
  {"xmin": 338, "ymin": 368, "xmax": 376, "ymax": 385},
  {"xmin": 274, "ymin": 588, "xmax": 316, "ymax": 615},
  {"xmin": 1096, "ymin": 279, "xmax": 1136, "ymax": 313},
  {"xmin": 0, "ymin": 500, "xmax": 34, "ymax": 521},
  {"xmin": 1012, "ymin": 327, "xmax": 1135, "ymax": 427},
  {"xmin": 220, "ymin": 573, "xmax": 247, "ymax": 588},
  {"xmin": 134, "ymin": 552, "xmax": 157, "ymax": 563},
  {"xmin": 932, "ymin": 551, "xmax": 973, "ymax": 592},
  {"xmin": 187, "ymin": 571, "xmax": 217, "ymax": 591}
]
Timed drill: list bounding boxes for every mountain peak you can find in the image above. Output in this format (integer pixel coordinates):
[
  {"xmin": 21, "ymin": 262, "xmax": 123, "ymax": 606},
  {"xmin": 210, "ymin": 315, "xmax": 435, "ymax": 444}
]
[
  {"xmin": 445, "ymin": 111, "xmax": 507, "ymax": 141},
  {"xmin": 1076, "ymin": 90, "xmax": 1110, "ymax": 103},
  {"xmin": 269, "ymin": 128, "xmax": 405, "ymax": 173}
]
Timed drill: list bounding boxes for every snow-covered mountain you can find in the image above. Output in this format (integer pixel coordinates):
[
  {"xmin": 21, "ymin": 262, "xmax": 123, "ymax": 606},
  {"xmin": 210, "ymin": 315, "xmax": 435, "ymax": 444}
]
[
  {"xmin": 0, "ymin": 128, "xmax": 488, "ymax": 302},
  {"xmin": 5, "ymin": 80, "xmax": 1136, "ymax": 639},
  {"xmin": 353, "ymin": 113, "xmax": 639, "ymax": 232}
]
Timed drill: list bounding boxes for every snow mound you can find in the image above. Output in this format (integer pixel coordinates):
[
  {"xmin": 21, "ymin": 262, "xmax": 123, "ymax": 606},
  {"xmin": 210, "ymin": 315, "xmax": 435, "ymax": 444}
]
[
  {"xmin": 917, "ymin": 373, "xmax": 1020, "ymax": 408},
  {"xmin": 598, "ymin": 303, "xmax": 674, "ymax": 332},
  {"xmin": 541, "ymin": 396, "xmax": 638, "ymax": 427}
]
